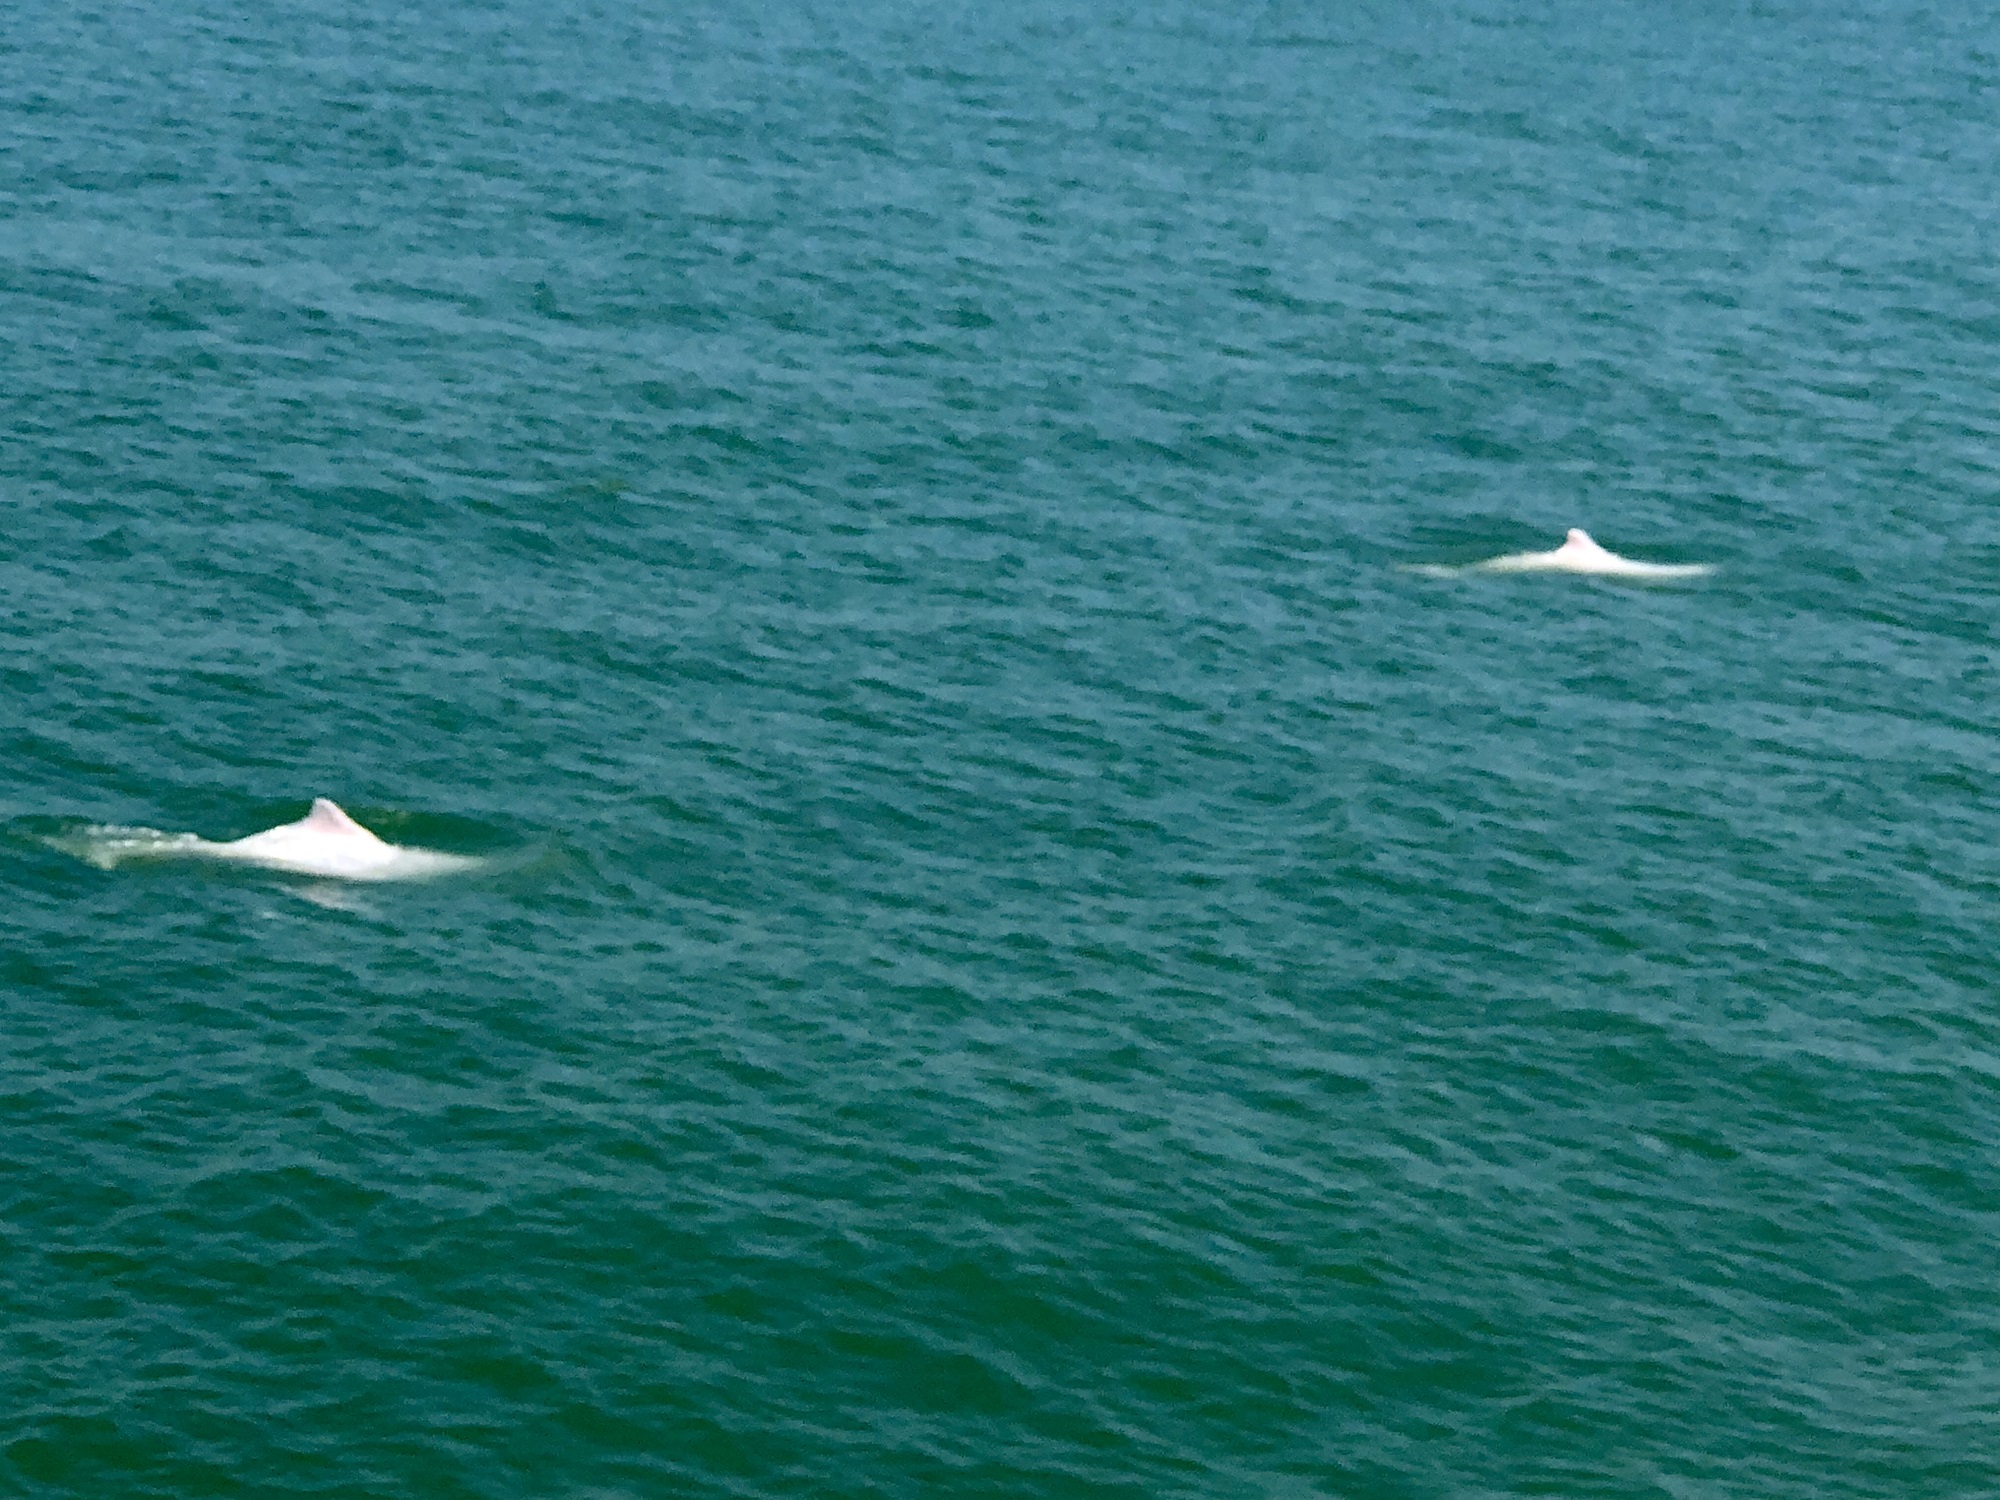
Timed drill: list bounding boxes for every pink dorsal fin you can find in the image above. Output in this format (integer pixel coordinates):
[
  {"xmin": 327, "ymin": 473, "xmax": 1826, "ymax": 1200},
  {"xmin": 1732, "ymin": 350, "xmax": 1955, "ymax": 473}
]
[
  {"xmin": 1565, "ymin": 528, "xmax": 1595, "ymax": 548},
  {"xmin": 303, "ymin": 798, "xmax": 367, "ymax": 836}
]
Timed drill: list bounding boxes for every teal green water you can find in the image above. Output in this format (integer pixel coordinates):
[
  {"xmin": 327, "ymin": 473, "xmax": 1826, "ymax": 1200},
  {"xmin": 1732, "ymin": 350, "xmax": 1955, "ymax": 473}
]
[{"xmin": 6, "ymin": 1, "xmax": 1999, "ymax": 1494}]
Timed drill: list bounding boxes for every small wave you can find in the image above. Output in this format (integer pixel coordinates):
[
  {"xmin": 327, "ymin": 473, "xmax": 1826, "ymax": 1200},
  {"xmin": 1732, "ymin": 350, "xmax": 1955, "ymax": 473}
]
[{"xmin": 45, "ymin": 825, "xmax": 210, "ymax": 871}]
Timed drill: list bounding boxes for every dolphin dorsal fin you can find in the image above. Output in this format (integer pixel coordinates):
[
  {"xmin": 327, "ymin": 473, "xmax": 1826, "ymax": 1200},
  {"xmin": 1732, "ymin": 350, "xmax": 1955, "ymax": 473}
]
[
  {"xmin": 303, "ymin": 798, "xmax": 367, "ymax": 836},
  {"xmin": 1565, "ymin": 528, "xmax": 1596, "ymax": 549}
]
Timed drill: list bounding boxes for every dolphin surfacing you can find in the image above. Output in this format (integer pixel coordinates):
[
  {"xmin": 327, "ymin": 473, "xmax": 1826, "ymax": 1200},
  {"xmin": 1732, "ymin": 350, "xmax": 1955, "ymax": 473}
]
[
  {"xmin": 61, "ymin": 798, "xmax": 479, "ymax": 882},
  {"xmin": 1459, "ymin": 528, "xmax": 1713, "ymax": 580}
]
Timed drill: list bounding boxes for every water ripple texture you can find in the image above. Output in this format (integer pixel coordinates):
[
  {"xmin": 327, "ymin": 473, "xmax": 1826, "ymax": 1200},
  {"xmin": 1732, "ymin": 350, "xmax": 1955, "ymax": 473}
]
[{"xmin": 5, "ymin": 1, "xmax": 1999, "ymax": 1496}]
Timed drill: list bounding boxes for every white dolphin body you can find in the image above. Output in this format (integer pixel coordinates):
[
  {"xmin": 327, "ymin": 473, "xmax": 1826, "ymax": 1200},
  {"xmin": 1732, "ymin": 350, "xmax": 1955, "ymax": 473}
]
[
  {"xmin": 1467, "ymin": 528, "xmax": 1712, "ymax": 579},
  {"xmin": 62, "ymin": 798, "xmax": 479, "ymax": 882}
]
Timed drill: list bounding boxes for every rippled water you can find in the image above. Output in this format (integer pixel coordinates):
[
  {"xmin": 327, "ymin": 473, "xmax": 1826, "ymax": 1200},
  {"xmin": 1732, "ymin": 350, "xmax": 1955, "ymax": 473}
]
[{"xmin": 6, "ymin": 1, "xmax": 2000, "ymax": 1494}]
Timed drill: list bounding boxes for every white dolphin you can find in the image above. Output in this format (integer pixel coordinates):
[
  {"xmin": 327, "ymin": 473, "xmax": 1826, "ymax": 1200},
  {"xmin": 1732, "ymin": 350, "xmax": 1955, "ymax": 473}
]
[
  {"xmin": 1457, "ymin": 528, "xmax": 1713, "ymax": 579},
  {"xmin": 58, "ymin": 798, "xmax": 480, "ymax": 882}
]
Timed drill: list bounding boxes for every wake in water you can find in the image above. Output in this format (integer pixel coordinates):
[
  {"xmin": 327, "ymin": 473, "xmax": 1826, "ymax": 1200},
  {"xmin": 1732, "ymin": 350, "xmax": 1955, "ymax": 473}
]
[
  {"xmin": 50, "ymin": 798, "xmax": 482, "ymax": 882},
  {"xmin": 1410, "ymin": 528, "xmax": 1714, "ymax": 581}
]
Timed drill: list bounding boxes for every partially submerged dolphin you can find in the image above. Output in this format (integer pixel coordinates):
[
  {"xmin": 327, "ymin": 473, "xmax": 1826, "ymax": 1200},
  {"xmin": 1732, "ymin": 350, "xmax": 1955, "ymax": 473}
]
[
  {"xmin": 1454, "ymin": 528, "xmax": 1713, "ymax": 579},
  {"xmin": 59, "ymin": 798, "xmax": 479, "ymax": 882}
]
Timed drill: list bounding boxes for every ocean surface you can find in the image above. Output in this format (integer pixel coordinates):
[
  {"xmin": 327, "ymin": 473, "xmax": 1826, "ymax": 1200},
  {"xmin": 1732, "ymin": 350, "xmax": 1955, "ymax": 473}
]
[{"xmin": 5, "ymin": 1, "xmax": 1999, "ymax": 1494}]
